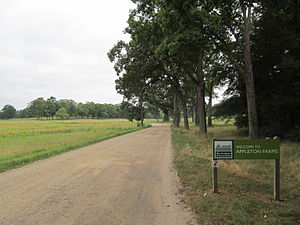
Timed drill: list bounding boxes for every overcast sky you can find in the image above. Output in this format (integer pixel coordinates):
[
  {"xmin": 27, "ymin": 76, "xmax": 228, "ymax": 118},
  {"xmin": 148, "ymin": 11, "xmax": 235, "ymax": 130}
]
[{"xmin": 0, "ymin": 0, "xmax": 134, "ymax": 110}]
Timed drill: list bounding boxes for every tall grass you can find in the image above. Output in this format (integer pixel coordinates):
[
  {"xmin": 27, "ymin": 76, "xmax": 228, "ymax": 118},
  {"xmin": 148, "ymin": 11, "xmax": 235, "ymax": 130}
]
[
  {"xmin": 172, "ymin": 123, "xmax": 300, "ymax": 225},
  {"xmin": 0, "ymin": 119, "xmax": 148, "ymax": 172}
]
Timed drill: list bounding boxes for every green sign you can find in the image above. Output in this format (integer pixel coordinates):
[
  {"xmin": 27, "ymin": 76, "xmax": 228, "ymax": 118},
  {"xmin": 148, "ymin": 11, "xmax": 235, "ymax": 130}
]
[
  {"xmin": 234, "ymin": 139, "xmax": 280, "ymax": 159},
  {"xmin": 213, "ymin": 139, "xmax": 280, "ymax": 160}
]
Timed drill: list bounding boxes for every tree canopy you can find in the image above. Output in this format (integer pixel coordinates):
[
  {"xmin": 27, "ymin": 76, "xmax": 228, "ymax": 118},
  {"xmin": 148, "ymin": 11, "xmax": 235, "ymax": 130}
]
[
  {"xmin": 108, "ymin": 0, "xmax": 300, "ymax": 140},
  {"xmin": 0, "ymin": 105, "xmax": 16, "ymax": 119}
]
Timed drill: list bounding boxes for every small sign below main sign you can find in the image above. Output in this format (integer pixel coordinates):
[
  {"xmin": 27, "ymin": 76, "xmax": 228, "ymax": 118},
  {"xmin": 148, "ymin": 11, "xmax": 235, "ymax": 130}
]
[
  {"xmin": 212, "ymin": 160, "xmax": 219, "ymax": 168},
  {"xmin": 213, "ymin": 140, "xmax": 233, "ymax": 160}
]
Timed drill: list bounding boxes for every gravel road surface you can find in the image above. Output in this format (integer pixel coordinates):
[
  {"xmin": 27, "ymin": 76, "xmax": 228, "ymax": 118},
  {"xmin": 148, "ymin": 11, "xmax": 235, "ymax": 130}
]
[{"xmin": 0, "ymin": 124, "xmax": 196, "ymax": 225}]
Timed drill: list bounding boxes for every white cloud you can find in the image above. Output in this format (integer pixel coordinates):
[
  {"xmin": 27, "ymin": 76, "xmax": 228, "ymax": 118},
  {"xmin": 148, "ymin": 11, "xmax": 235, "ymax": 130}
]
[{"xmin": 0, "ymin": 0, "xmax": 134, "ymax": 109}]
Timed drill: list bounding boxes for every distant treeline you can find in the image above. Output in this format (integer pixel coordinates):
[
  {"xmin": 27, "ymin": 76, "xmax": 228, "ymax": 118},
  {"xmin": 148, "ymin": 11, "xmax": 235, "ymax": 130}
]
[{"xmin": 0, "ymin": 97, "xmax": 160, "ymax": 120}]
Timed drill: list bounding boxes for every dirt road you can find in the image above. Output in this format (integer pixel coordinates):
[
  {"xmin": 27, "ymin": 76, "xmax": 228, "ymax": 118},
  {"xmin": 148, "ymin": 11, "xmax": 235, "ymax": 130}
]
[{"xmin": 0, "ymin": 124, "xmax": 196, "ymax": 225}]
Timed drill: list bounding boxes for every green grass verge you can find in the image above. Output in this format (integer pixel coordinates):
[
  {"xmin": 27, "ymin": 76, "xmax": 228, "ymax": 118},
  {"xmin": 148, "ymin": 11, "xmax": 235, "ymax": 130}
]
[
  {"xmin": 0, "ymin": 119, "xmax": 151, "ymax": 173},
  {"xmin": 172, "ymin": 125, "xmax": 300, "ymax": 225}
]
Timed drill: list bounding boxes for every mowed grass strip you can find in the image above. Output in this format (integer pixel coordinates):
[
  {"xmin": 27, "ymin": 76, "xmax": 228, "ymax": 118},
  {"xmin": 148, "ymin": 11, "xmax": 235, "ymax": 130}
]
[
  {"xmin": 0, "ymin": 119, "xmax": 147, "ymax": 172},
  {"xmin": 172, "ymin": 124, "xmax": 300, "ymax": 225}
]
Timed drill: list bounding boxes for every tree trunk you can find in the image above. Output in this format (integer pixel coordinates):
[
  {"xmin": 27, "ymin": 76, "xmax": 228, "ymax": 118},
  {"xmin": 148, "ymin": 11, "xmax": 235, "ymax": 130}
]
[
  {"xmin": 207, "ymin": 98, "xmax": 213, "ymax": 127},
  {"xmin": 243, "ymin": 5, "xmax": 258, "ymax": 138},
  {"xmin": 163, "ymin": 110, "xmax": 169, "ymax": 122},
  {"xmin": 140, "ymin": 104, "xmax": 144, "ymax": 127},
  {"xmin": 172, "ymin": 111, "xmax": 175, "ymax": 126},
  {"xmin": 207, "ymin": 78, "xmax": 214, "ymax": 127},
  {"xmin": 196, "ymin": 53, "xmax": 207, "ymax": 133},
  {"xmin": 191, "ymin": 105, "xmax": 195, "ymax": 123},
  {"xmin": 181, "ymin": 99, "xmax": 189, "ymax": 129},
  {"xmin": 194, "ymin": 101, "xmax": 200, "ymax": 126},
  {"xmin": 173, "ymin": 94, "xmax": 180, "ymax": 128}
]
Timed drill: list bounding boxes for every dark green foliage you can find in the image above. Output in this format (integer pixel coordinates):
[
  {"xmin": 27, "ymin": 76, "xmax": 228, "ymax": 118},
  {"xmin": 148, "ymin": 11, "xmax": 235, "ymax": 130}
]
[
  {"xmin": 1, "ymin": 97, "xmax": 128, "ymax": 120},
  {"xmin": 212, "ymin": 96, "xmax": 245, "ymax": 117},
  {"xmin": 0, "ymin": 105, "xmax": 17, "ymax": 119},
  {"xmin": 55, "ymin": 108, "xmax": 70, "ymax": 120},
  {"xmin": 120, "ymin": 101, "xmax": 148, "ymax": 123},
  {"xmin": 46, "ymin": 96, "xmax": 58, "ymax": 119},
  {"xmin": 28, "ymin": 97, "xmax": 47, "ymax": 119},
  {"xmin": 57, "ymin": 99, "xmax": 77, "ymax": 117},
  {"xmin": 1, "ymin": 96, "xmax": 161, "ymax": 121},
  {"xmin": 212, "ymin": 0, "xmax": 300, "ymax": 140},
  {"xmin": 253, "ymin": 0, "xmax": 300, "ymax": 140}
]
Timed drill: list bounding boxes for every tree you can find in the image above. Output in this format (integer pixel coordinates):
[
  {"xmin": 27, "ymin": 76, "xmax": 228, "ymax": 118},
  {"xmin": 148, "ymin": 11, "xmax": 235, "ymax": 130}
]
[
  {"xmin": 251, "ymin": 0, "xmax": 300, "ymax": 140},
  {"xmin": 155, "ymin": 0, "xmax": 209, "ymax": 132},
  {"xmin": 242, "ymin": 3, "xmax": 259, "ymax": 138},
  {"xmin": 146, "ymin": 82, "xmax": 173, "ymax": 122},
  {"xmin": 108, "ymin": 0, "xmax": 298, "ymax": 140},
  {"xmin": 198, "ymin": 0, "xmax": 260, "ymax": 138},
  {"xmin": 77, "ymin": 103, "xmax": 89, "ymax": 119},
  {"xmin": 57, "ymin": 99, "xmax": 77, "ymax": 118},
  {"xmin": 55, "ymin": 108, "xmax": 70, "ymax": 120},
  {"xmin": 28, "ymin": 97, "xmax": 47, "ymax": 119},
  {"xmin": 108, "ymin": 39, "xmax": 151, "ymax": 127},
  {"xmin": 211, "ymin": 0, "xmax": 300, "ymax": 140},
  {"xmin": 86, "ymin": 102, "xmax": 96, "ymax": 118},
  {"xmin": 108, "ymin": 2, "xmax": 193, "ymax": 129},
  {"xmin": 95, "ymin": 104, "xmax": 103, "ymax": 119},
  {"xmin": 120, "ymin": 101, "xmax": 145, "ymax": 124},
  {"xmin": 1, "ymin": 105, "xmax": 16, "ymax": 119},
  {"xmin": 203, "ymin": 51, "xmax": 230, "ymax": 127},
  {"xmin": 46, "ymin": 96, "xmax": 58, "ymax": 119}
]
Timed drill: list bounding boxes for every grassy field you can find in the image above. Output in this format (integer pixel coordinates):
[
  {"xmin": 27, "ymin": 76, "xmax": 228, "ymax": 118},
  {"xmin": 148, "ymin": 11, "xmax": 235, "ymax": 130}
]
[
  {"xmin": 0, "ymin": 119, "xmax": 148, "ymax": 173},
  {"xmin": 172, "ymin": 122, "xmax": 300, "ymax": 225}
]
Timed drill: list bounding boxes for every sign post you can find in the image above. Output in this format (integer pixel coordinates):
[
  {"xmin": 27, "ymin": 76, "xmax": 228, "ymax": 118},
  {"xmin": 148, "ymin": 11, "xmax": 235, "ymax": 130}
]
[
  {"xmin": 212, "ymin": 160, "xmax": 219, "ymax": 193},
  {"xmin": 212, "ymin": 140, "xmax": 233, "ymax": 193},
  {"xmin": 212, "ymin": 165, "xmax": 218, "ymax": 193},
  {"xmin": 212, "ymin": 139, "xmax": 280, "ymax": 200},
  {"xmin": 274, "ymin": 159, "xmax": 280, "ymax": 201}
]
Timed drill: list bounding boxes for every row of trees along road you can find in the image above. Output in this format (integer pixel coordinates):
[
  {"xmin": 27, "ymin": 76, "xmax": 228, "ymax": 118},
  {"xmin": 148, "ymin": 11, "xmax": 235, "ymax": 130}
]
[
  {"xmin": 108, "ymin": 0, "xmax": 300, "ymax": 140},
  {"xmin": 0, "ymin": 97, "xmax": 128, "ymax": 120}
]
